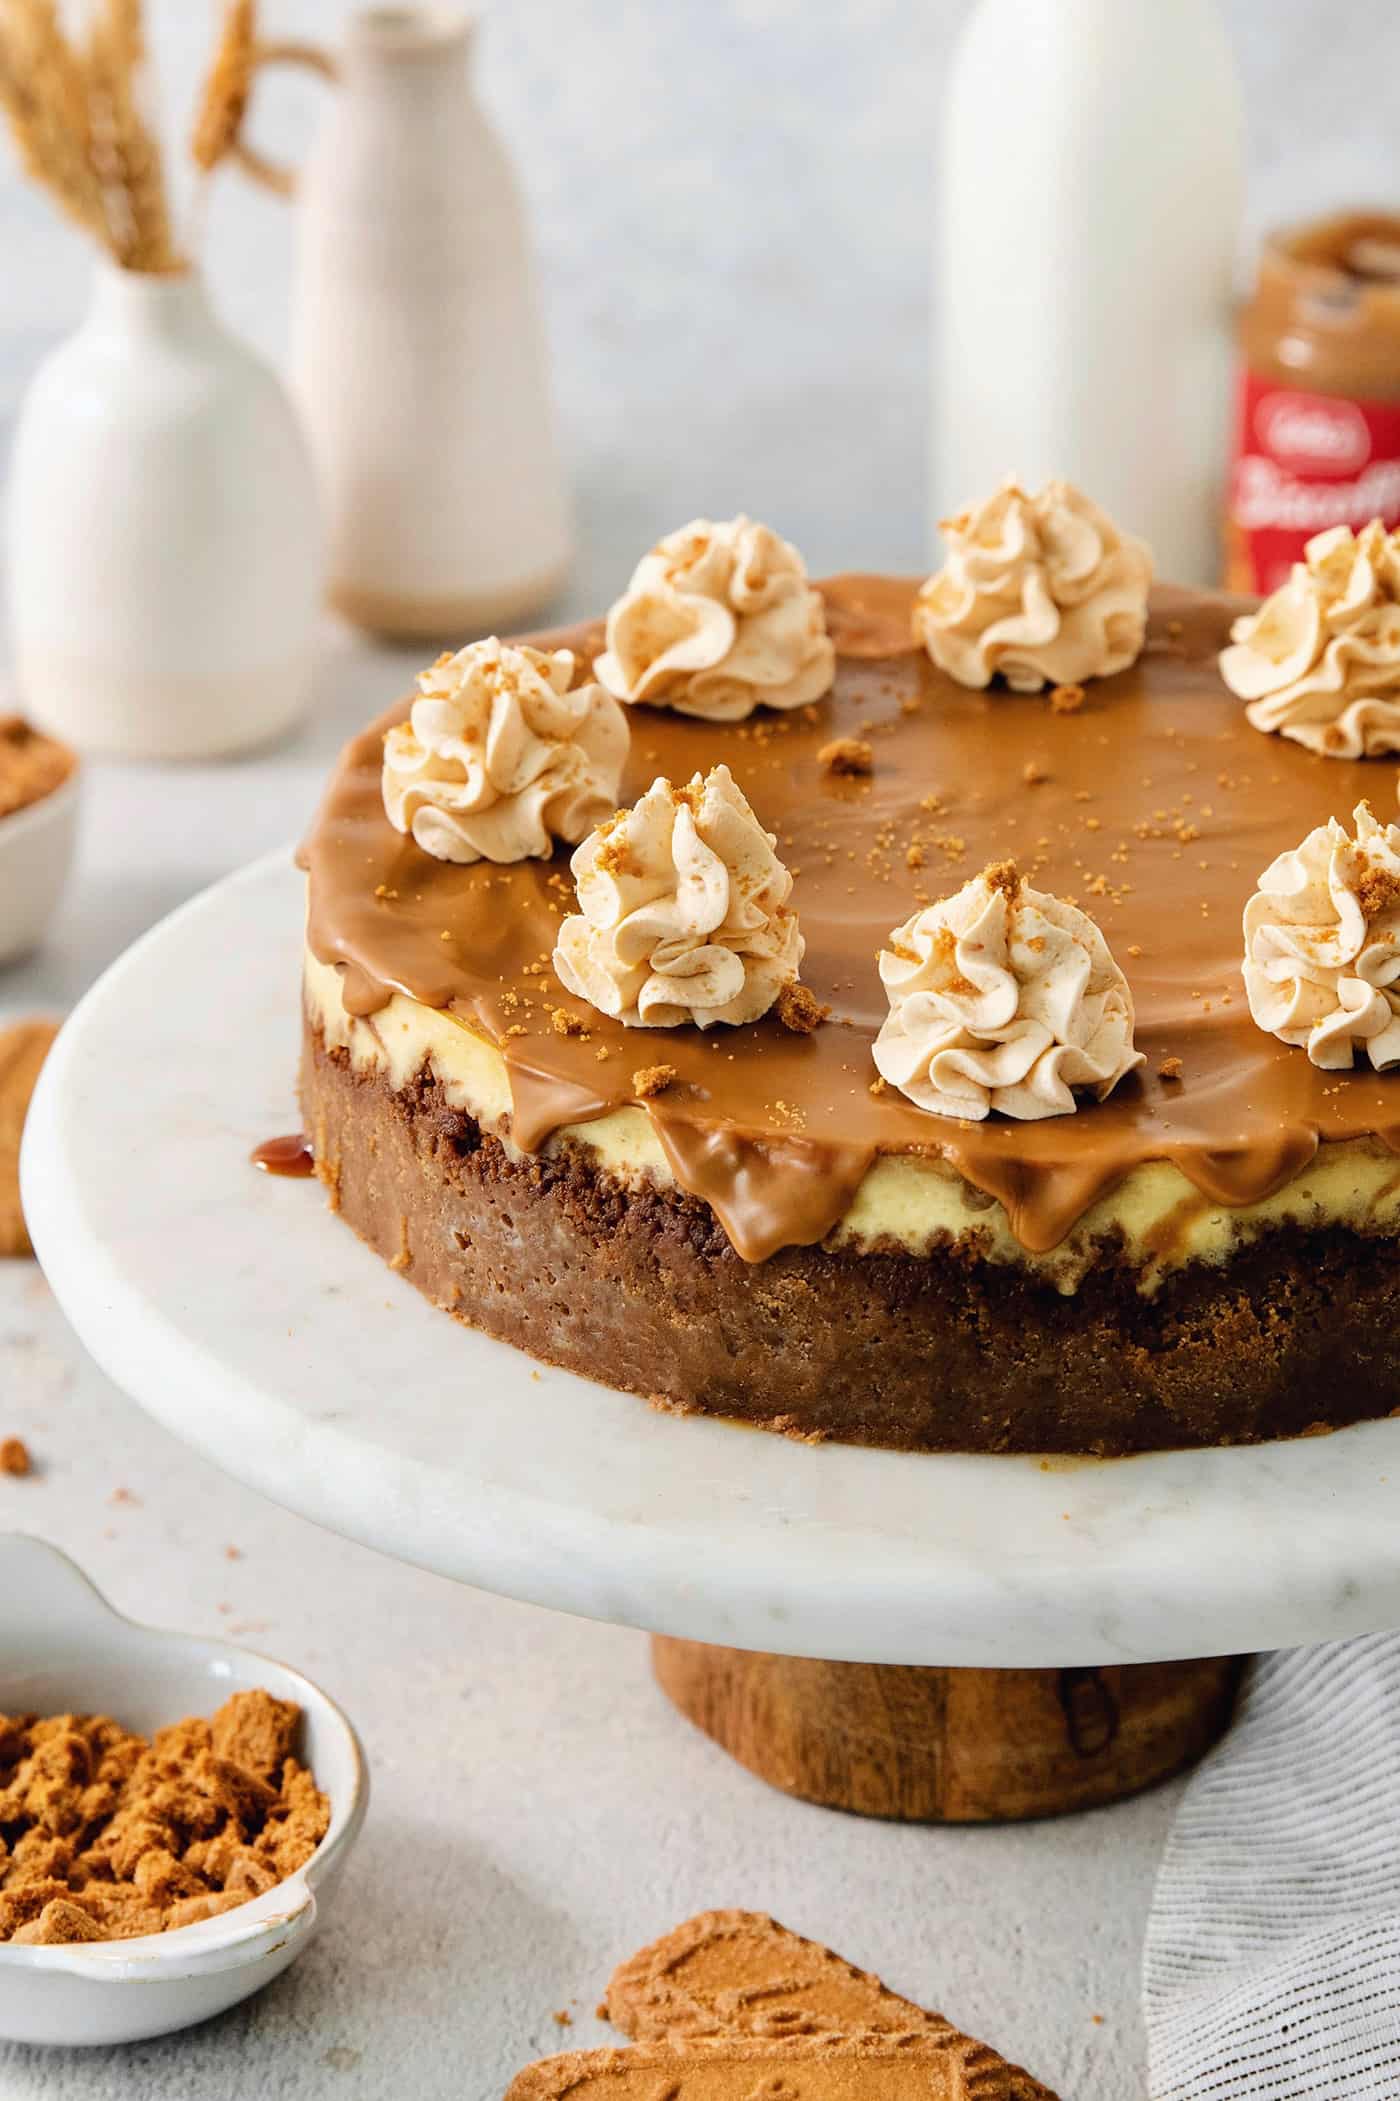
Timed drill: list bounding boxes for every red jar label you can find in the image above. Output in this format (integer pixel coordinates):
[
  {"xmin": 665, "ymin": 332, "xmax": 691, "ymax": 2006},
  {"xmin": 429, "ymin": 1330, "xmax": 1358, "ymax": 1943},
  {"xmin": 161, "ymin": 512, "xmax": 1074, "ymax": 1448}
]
[{"xmin": 1226, "ymin": 370, "xmax": 1400, "ymax": 594}]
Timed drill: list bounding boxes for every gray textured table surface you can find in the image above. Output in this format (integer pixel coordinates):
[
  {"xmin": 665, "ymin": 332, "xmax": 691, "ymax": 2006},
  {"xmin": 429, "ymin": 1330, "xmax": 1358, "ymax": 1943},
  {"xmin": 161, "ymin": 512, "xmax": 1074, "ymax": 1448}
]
[{"xmin": 1, "ymin": 3, "xmax": 1397, "ymax": 2094}]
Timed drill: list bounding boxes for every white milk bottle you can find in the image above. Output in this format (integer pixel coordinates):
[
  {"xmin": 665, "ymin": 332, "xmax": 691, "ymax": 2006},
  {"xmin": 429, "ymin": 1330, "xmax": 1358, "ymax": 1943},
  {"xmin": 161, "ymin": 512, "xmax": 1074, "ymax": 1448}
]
[{"xmin": 933, "ymin": 0, "xmax": 1243, "ymax": 583}]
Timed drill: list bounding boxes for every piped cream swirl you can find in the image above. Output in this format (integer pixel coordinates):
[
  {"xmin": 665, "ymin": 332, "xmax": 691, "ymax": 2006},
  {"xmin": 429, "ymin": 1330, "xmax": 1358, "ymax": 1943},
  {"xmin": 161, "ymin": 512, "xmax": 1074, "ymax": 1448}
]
[
  {"xmin": 1220, "ymin": 522, "xmax": 1400, "ymax": 758},
  {"xmin": 914, "ymin": 478, "xmax": 1153, "ymax": 692},
  {"xmin": 382, "ymin": 638, "xmax": 629, "ymax": 865},
  {"xmin": 552, "ymin": 763, "xmax": 802, "ymax": 1028},
  {"xmin": 594, "ymin": 515, "xmax": 836, "ymax": 721},
  {"xmin": 1243, "ymin": 799, "xmax": 1400, "ymax": 1070},
  {"xmin": 873, "ymin": 862, "xmax": 1144, "ymax": 1121}
]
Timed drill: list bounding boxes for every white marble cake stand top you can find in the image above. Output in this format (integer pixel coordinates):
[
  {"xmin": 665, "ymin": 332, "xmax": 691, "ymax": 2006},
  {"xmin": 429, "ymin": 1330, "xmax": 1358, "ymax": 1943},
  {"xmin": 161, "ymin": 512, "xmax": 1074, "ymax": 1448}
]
[{"xmin": 22, "ymin": 849, "xmax": 1400, "ymax": 1668}]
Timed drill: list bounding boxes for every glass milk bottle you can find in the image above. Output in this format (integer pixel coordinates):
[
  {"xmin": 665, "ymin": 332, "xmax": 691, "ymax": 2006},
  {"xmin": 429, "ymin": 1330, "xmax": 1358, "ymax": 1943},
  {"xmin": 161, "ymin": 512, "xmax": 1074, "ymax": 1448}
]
[{"xmin": 933, "ymin": 0, "xmax": 1243, "ymax": 584}]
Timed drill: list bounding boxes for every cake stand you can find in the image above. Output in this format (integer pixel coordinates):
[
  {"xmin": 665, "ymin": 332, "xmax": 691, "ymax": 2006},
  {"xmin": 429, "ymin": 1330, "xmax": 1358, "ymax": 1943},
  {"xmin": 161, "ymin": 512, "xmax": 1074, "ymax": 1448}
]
[{"xmin": 22, "ymin": 851, "xmax": 1400, "ymax": 1821}]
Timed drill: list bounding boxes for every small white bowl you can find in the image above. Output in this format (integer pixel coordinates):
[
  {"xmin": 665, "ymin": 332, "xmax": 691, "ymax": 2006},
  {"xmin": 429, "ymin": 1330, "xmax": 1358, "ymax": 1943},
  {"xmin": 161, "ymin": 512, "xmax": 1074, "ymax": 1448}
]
[
  {"xmin": 0, "ymin": 769, "xmax": 80, "ymax": 967},
  {"xmin": 0, "ymin": 1535, "xmax": 368, "ymax": 2047}
]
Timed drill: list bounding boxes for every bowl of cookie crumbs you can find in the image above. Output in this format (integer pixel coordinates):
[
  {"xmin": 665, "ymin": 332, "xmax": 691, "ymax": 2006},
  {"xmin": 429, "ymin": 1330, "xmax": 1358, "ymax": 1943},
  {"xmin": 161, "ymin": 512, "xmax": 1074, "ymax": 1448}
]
[
  {"xmin": 0, "ymin": 716, "xmax": 79, "ymax": 966},
  {"xmin": 0, "ymin": 1535, "xmax": 367, "ymax": 2046}
]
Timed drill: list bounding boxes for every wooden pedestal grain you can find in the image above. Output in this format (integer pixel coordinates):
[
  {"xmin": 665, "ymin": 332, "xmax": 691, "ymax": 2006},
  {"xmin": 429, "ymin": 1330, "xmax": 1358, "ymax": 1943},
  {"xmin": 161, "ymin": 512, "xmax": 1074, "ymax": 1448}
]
[{"xmin": 652, "ymin": 1638, "xmax": 1243, "ymax": 1823}]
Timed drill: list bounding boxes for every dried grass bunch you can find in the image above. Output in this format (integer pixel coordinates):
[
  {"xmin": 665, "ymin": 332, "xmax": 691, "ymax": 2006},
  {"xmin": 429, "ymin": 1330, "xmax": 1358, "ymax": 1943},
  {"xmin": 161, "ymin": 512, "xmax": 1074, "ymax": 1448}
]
[{"xmin": 0, "ymin": 0, "xmax": 259, "ymax": 273}]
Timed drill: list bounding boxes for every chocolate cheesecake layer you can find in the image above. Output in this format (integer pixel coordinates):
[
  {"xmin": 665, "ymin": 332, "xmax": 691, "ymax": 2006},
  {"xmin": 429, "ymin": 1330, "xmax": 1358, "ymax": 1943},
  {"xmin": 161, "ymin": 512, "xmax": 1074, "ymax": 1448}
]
[
  {"xmin": 302, "ymin": 1025, "xmax": 1400, "ymax": 1454},
  {"xmin": 302, "ymin": 579, "xmax": 1400, "ymax": 1264}
]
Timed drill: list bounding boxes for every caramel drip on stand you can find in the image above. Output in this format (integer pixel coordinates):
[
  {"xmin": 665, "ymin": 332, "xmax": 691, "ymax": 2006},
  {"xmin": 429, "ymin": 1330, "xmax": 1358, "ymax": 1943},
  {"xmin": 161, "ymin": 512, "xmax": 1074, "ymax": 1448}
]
[{"xmin": 251, "ymin": 1133, "xmax": 316, "ymax": 1178}]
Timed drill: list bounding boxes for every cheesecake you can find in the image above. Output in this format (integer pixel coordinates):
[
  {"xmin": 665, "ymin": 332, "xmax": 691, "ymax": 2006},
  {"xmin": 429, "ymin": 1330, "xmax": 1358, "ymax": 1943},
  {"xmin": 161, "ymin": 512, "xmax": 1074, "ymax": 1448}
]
[{"xmin": 298, "ymin": 518, "xmax": 1400, "ymax": 1454}]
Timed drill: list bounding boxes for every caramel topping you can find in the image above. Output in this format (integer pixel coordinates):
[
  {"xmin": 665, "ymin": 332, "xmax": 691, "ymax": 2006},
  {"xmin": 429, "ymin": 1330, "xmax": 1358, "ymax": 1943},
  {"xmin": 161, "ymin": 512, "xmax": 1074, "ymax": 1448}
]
[{"xmin": 301, "ymin": 577, "xmax": 1400, "ymax": 1260}]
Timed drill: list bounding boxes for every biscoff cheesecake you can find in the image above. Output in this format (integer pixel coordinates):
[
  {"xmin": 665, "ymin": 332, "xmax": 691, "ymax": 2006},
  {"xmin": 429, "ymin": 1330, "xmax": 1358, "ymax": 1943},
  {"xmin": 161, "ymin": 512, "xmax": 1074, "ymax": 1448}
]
[{"xmin": 299, "ymin": 497, "xmax": 1400, "ymax": 1454}]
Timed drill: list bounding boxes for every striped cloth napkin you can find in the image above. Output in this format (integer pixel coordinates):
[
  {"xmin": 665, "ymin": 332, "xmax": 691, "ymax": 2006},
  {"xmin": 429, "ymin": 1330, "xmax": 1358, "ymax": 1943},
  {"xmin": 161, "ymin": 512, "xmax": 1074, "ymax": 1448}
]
[{"xmin": 1144, "ymin": 1638, "xmax": 1400, "ymax": 2098}]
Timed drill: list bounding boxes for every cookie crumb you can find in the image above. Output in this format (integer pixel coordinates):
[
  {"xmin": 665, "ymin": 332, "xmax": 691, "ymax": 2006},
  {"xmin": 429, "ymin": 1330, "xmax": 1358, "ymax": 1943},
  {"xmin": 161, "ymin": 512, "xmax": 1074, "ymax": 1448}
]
[
  {"xmin": 0, "ymin": 1436, "xmax": 31, "ymax": 1477},
  {"xmin": 817, "ymin": 737, "xmax": 873, "ymax": 778},
  {"xmin": 1023, "ymin": 760, "xmax": 1048, "ymax": 785},
  {"xmin": 776, "ymin": 983, "xmax": 828, "ymax": 1035},
  {"xmin": 632, "ymin": 1064, "xmax": 677, "ymax": 1099},
  {"xmin": 552, "ymin": 2011, "xmax": 573, "ymax": 2028},
  {"xmin": 981, "ymin": 858, "xmax": 1021, "ymax": 899},
  {"xmin": 1049, "ymin": 683, "xmax": 1085, "ymax": 714},
  {"xmin": 868, "ymin": 1075, "xmax": 888, "ymax": 1097},
  {"xmin": 552, "ymin": 1009, "xmax": 587, "ymax": 1039},
  {"xmin": 0, "ymin": 1689, "xmax": 328, "ymax": 1946},
  {"xmin": 1158, "ymin": 1056, "xmax": 1184, "ymax": 1081},
  {"xmin": 0, "ymin": 1020, "xmax": 60, "ymax": 1258},
  {"xmin": 0, "ymin": 716, "xmax": 75, "ymax": 821}
]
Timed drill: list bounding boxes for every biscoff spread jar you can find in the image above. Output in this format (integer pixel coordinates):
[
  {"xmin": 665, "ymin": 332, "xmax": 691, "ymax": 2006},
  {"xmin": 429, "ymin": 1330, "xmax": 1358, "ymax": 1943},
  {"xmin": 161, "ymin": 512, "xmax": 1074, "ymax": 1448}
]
[{"xmin": 1228, "ymin": 211, "xmax": 1400, "ymax": 593}]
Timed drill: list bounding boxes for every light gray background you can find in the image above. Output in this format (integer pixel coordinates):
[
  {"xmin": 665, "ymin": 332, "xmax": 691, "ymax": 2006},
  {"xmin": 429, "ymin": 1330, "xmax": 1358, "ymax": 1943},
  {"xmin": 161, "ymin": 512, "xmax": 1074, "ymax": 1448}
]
[
  {"xmin": 4, "ymin": 0, "xmax": 1400, "ymax": 599},
  {"xmin": 0, "ymin": 6, "xmax": 1397, "ymax": 2097}
]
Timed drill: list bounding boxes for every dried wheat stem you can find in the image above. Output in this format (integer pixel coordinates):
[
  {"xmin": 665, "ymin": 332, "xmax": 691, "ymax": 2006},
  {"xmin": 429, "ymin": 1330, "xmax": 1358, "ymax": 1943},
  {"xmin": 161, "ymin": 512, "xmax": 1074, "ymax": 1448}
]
[
  {"xmin": 190, "ymin": 0, "xmax": 256, "ymax": 176},
  {"xmin": 85, "ymin": 0, "xmax": 180, "ymax": 272},
  {"xmin": 0, "ymin": 1, "xmax": 109, "ymax": 246}
]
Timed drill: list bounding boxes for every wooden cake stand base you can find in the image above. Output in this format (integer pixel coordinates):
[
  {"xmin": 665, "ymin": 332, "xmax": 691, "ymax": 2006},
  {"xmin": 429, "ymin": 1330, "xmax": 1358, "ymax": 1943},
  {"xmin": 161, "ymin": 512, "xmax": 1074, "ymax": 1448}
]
[{"xmin": 652, "ymin": 1638, "xmax": 1242, "ymax": 1822}]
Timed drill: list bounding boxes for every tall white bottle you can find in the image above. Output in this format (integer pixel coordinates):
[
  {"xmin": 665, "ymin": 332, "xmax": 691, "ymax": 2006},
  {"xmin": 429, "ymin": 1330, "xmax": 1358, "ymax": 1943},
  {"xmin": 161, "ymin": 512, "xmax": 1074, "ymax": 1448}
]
[
  {"xmin": 933, "ymin": 0, "xmax": 1243, "ymax": 583},
  {"xmin": 287, "ymin": 8, "xmax": 572, "ymax": 640}
]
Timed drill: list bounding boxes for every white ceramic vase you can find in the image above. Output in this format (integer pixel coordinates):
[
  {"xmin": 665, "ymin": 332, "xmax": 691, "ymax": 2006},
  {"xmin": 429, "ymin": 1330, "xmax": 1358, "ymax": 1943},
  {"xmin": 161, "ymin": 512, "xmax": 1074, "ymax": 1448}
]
[
  {"xmin": 282, "ymin": 7, "xmax": 572, "ymax": 640},
  {"xmin": 5, "ymin": 262, "xmax": 322, "ymax": 760}
]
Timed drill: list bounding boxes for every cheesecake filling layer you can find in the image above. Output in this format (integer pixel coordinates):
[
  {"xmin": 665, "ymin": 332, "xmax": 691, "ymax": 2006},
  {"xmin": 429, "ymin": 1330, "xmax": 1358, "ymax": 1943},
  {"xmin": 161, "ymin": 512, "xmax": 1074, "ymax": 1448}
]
[
  {"xmin": 301, "ymin": 577, "xmax": 1400, "ymax": 1265},
  {"xmin": 304, "ymin": 949, "xmax": 1400, "ymax": 1293}
]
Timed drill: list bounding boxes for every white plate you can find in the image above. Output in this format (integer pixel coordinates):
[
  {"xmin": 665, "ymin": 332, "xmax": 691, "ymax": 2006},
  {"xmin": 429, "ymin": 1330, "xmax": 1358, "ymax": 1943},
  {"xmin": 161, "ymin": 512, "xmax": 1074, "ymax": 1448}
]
[
  {"xmin": 0, "ymin": 1535, "xmax": 366, "ymax": 2047},
  {"xmin": 20, "ymin": 848, "xmax": 1400, "ymax": 1668}
]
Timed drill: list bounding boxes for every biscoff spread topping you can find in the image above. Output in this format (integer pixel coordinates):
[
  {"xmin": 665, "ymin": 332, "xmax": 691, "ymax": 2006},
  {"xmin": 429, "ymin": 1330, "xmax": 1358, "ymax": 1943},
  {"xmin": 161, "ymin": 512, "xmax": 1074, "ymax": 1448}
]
[
  {"xmin": 873, "ymin": 860, "xmax": 1143, "ymax": 1121},
  {"xmin": 594, "ymin": 516, "xmax": 836, "ymax": 721},
  {"xmin": 0, "ymin": 717, "xmax": 75, "ymax": 821},
  {"xmin": 553, "ymin": 764, "xmax": 803, "ymax": 1029},
  {"xmin": 1243, "ymin": 799, "xmax": 1400, "ymax": 1069},
  {"xmin": 913, "ymin": 478, "xmax": 1153, "ymax": 692},
  {"xmin": 382, "ymin": 638, "xmax": 629, "ymax": 865},
  {"xmin": 1220, "ymin": 522, "xmax": 1400, "ymax": 758},
  {"xmin": 0, "ymin": 1689, "xmax": 329, "ymax": 1945}
]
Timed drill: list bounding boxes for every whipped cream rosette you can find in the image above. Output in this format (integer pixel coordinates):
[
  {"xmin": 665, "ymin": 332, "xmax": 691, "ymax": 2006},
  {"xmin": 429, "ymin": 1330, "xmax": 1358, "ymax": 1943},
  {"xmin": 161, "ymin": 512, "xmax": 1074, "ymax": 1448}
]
[
  {"xmin": 1220, "ymin": 521, "xmax": 1400, "ymax": 758},
  {"xmin": 1243, "ymin": 799, "xmax": 1400, "ymax": 1070},
  {"xmin": 914, "ymin": 478, "xmax": 1153, "ymax": 692},
  {"xmin": 382, "ymin": 637, "xmax": 629, "ymax": 864},
  {"xmin": 594, "ymin": 515, "xmax": 836, "ymax": 721},
  {"xmin": 552, "ymin": 763, "xmax": 802, "ymax": 1028},
  {"xmin": 873, "ymin": 861, "xmax": 1143, "ymax": 1121}
]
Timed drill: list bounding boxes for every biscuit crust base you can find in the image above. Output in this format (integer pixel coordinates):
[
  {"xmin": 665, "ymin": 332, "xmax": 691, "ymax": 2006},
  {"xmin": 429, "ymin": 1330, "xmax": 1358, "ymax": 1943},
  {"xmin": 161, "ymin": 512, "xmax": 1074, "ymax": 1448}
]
[{"xmin": 301, "ymin": 1023, "xmax": 1400, "ymax": 1457}]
